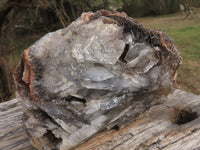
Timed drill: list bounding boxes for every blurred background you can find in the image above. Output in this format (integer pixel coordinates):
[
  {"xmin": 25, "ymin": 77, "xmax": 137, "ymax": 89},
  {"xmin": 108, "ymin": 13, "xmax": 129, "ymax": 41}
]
[{"xmin": 0, "ymin": 0, "xmax": 200, "ymax": 102}]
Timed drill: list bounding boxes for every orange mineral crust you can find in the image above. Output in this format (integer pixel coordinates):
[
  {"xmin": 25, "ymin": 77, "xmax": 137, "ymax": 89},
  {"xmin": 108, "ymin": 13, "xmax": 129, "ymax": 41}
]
[
  {"xmin": 13, "ymin": 10, "xmax": 180, "ymax": 102},
  {"xmin": 13, "ymin": 10, "xmax": 181, "ymax": 150}
]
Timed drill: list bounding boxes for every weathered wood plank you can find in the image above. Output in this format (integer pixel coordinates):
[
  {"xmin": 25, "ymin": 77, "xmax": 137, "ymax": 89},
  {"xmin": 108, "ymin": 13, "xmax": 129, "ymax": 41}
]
[
  {"xmin": 0, "ymin": 90, "xmax": 200, "ymax": 150},
  {"xmin": 76, "ymin": 89, "xmax": 200, "ymax": 150},
  {"xmin": 0, "ymin": 99, "xmax": 36, "ymax": 150},
  {"xmin": 12, "ymin": 10, "xmax": 181, "ymax": 150}
]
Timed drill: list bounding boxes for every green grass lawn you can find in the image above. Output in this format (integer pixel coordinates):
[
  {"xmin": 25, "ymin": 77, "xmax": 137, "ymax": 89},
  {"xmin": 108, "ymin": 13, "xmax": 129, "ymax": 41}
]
[{"xmin": 137, "ymin": 13, "xmax": 200, "ymax": 95}]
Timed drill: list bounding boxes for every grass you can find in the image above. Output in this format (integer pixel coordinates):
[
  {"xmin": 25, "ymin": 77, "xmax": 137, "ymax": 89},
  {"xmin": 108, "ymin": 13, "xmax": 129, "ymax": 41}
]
[
  {"xmin": 2, "ymin": 11, "xmax": 200, "ymax": 102},
  {"xmin": 8, "ymin": 36, "xmax": 36, "ymax": 68},
  {"xmin": 137, "ymin": 12, "xmax": 200, "ymax": 95},
  {"xmin": 8, "ymin": 47, "xmax": 24, "ymax": 67}
]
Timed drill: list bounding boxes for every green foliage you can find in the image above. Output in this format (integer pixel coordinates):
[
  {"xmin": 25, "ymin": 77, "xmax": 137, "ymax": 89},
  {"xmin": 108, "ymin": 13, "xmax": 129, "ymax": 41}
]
[
  {"xmin": 123, "ymin": 0, "xmax": 132, "ymax": 5},
  {"xmin": 1, "ymin": 0, "xmax": 200, "ymax": 102},
  {"xmin": 8, "ymin": 48, "xmax": 25, "ymax": 67},
  {"xmin": 0, "ymin": 0, "xmax": 9, "ymax": 8},
  {"xmin": 121, "ymin": 0, "xmax": 182, "ymax": 17}
]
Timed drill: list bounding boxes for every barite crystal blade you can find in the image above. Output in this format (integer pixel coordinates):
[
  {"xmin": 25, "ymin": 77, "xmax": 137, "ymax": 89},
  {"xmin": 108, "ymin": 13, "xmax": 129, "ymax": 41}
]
[{"xmin": 13, "ymin": 10, "xmax": 181, "ymax": 150}]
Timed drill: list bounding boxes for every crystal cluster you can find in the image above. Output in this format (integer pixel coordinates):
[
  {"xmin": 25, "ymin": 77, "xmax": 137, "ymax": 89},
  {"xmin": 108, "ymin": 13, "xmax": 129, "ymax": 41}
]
[{"xmin": 13, "ymin": 10, "xmax": 181, "ymax": 150}]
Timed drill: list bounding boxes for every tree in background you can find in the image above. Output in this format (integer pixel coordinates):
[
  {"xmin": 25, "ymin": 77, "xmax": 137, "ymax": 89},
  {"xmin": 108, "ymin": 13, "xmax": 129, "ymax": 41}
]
[
  {"xmin": 121, "ymin": 0, "xmax": 184, "ymax": 17},
  {"xmin": 0, "ymin": 0, "xmax": 199, "ymax": 102},
  {"xmin": 0, "ymin": 0, "xmax": 110, "ymax": 102}
]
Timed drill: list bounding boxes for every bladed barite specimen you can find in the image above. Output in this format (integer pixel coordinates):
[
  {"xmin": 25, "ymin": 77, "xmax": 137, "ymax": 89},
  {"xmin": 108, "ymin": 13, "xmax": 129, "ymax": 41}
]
[{"xmin": 13, "ymin": 10, "xmax": 181, "ymax": 150}]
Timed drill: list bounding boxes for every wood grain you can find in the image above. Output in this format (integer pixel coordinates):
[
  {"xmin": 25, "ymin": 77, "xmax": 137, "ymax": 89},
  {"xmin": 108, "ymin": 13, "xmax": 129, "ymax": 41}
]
[
  {"xmin": 76, "ymin": 90, "xmax": 200, "ymax": 150},
  {"xmin": 1, "ymin": 89, "xmax": 200, "ymax": 150},
  {"xmin": 0, "ymin": 99, "xmax": 35, "ymax": 150}
]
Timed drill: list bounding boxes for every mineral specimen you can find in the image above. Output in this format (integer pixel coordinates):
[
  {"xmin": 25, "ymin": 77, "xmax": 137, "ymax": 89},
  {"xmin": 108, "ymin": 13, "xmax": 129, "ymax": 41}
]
[{"xmin": 13, "ymin": 10, "xmax": 181, "ymax": 150}]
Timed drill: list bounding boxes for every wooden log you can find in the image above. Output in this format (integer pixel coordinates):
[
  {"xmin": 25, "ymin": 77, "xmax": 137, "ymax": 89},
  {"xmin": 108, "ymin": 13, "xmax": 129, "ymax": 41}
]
[
  {"xmin": 0, "ymin": 99, "xmax": 36, "ymax": 150},
  {"xmin": 12, "ymin": 10, "xmax": 181, "ymax": 149},
  {"xmin": 76, "ymin": 89, "xmax": 200, "ymax": 150},
  {"xmin": 0, "ymin": 89, "xmax": 200, "ymax": 150}
]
